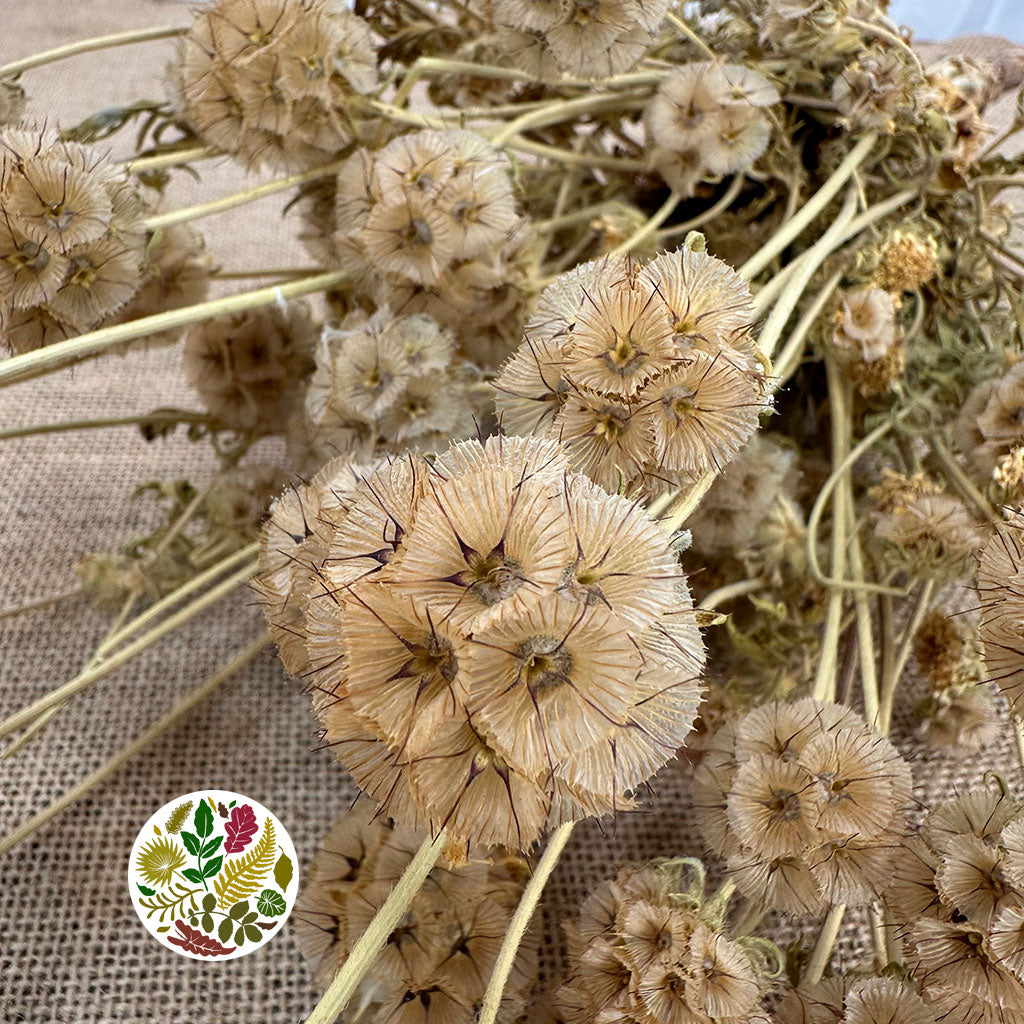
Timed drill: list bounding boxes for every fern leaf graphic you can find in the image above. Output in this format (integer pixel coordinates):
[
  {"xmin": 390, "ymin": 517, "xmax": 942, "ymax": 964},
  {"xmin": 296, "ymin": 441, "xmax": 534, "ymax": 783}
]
[{"xmin": 213, "ymin": 817, "xmax": 276, "ymax": 909}]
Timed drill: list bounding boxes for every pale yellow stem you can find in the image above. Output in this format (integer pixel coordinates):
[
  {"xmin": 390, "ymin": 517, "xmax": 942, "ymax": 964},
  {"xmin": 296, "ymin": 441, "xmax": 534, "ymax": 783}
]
[
  {"xmin": 770, "ymin": 270, "xmax": 843, "ymax": 389},
  {"xmin": 0, "ymin": 271, "xmax": 346, "ymax": 388},
  {"xmin": 121, "ymin": 145, "xmax": 212, "ymax": 173},
  {"xmin": 609, "ymin": 191, "xmax": 682, "ymax": 257},
  {"xmin": 878, "ymin": 579, "xmax": 936, "ymax": 734},
  {"xmin": 702, "ymin": 579, "xmax": 762, "ymax": 611},
  {"xmin": 305, "ymin": 829, "xmax": 449, "ymax": 1024},
  {"xmin": 0, "ymin": 25, "xmax": 186, "ymax": 79},
  {"xmin": 661, "ymin": 472, "xmax": 717, "ymax": 533},
  {"xmin": 846, "ymin": 484, "xmax": 880, "ymax": 726},
  {"xmin": 740, "ymin": 133, "xmax": 878, "ymax": 281},
  {"xmin": 478, "ymin": 821, "xmax": 575, "ymax": 1024},
  {"xmin": 804, "ymin": 904, "xmax": 846, "ymax": 984},
  {"xmin": 492, "ymin": 91, "xmax": 648, "ymax": 147},
  {"xmin": 0, "ymin": 561, "xmax": 257, "ymax": 740},
  {"xmin": 0, "ymin": 634, "xmax": 270, "ymax": 856},
  {"xmin": 507, "ymin": 137, "xmax": 648, "ymax": 172},
  {"xmin": 142, "ymin": 159, "xmax": 346, "ymax": 231},
  {"xmin": 657, "ymin": 175, "xmax": 744, "ymax": 240}
]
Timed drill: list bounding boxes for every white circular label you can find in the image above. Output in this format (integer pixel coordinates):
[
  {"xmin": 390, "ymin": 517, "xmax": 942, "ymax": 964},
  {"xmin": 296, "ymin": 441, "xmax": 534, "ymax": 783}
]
[{"xmin": 128, "ymin": 790, "xmax": 298, "ymax": 960}]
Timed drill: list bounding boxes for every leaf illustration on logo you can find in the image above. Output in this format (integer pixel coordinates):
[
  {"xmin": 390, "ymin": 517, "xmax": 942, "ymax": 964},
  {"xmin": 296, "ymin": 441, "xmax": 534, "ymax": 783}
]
[
  {"xmin": 224, "ymin": 804, "xmax": 258, "ymax": 853},
  {"xmin": 164, "ymin": 799, "xmax": 193, "ymax": 835},
  {"xmin": 273, "ymin": 851, "xmax": 293, "ymax": 892},
  {"xmin": 137, "ymin": 883, "xmax": 156, "ymax": 897},
  {"xmin": 194, "ymin": 800, "xmax": 214, "ymax": 839},
  {"xmin": 167, "ymin": 920, "xmax": 236, "ymax": 957},
  {"xmin": 138, "ymin": 883, "xmax": 202, "ymax": 922},
  {"xmin": 217, "ymin": 801, "xmax": 229, "ymax": 819},
  {"xmin": 256, "ymin": 889, "xmax": 287, "ymax": 917},
  {"xmin": 136, "ymin": 836, "xmax": 187, "ymax": 887},
  {"xmin": 213, "ymin": 817, "xmax": 276, "ymax": 909}
]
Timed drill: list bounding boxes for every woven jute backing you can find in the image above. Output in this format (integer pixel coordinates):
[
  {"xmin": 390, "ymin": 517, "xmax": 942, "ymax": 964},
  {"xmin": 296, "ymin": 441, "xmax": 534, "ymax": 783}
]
[{"xmin": 3, "ymin": 5, "xmax": 1024, "ymax": 1021}]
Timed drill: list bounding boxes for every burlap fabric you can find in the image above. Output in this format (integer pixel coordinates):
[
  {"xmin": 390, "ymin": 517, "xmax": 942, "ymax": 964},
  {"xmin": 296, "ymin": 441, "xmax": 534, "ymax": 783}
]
[{"xmin": 2, "ymin": 6, "xmax": 1024, "ymax": 1021}]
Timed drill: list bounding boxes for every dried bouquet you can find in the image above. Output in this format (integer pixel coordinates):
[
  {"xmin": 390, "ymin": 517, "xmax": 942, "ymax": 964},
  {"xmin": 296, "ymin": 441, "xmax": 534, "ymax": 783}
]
[{"xmin": 4, "ymin": 0, "xmax": 1024, "ymax": 1022}]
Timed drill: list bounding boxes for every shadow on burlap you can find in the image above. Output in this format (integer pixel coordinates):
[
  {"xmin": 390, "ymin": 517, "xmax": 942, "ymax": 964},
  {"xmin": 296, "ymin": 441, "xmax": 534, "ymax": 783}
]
[{"xmin": 2, "ymin": 6, "xmax": 1024, "ymax": 1021}]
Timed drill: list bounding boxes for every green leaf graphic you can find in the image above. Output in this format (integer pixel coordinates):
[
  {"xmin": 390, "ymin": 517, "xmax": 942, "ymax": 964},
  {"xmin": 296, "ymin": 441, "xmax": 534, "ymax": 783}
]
[
  {"xmin": 234, "ymin": 927, "xmax": 245, "ymax": 946},
  {"xmin": 218, "ymin": 917, "xmax": 233, "ymax": 943},
  {"xmin": 137, "ymin": 884, "xmax": 156, "ymax": 896},
  {"xmin": 244, "ymin": 925, "xmax": 262, "ymax": 942},
  {"xmin": 229, "ymin": 900, "xmax": 250, "ymax": 920},
  {"xmin": 200, "ymin": 836, "xmax": 223, "ymax": 859},
  {"xmin": 201, "ymin": 913, "xmax": 214, "ymax": 933},
  {"xmin": 202, "ymin": 893, "xmax": 216, "ymax": 912},
  {"xmin": 202, "ymin": 855, "xmax": 224, "ymax": 879},
  {"xmin": 157, "ymin": 926, "xmax": 170, "ymax": 933},
  {"xmin": 182, "ymin": 868, "xmax": 204, "ymax": 884},
  {"xmin": 181, "ymin": 831, "xmax": 200, "ymax": 856},
  {"xmin": 164, "ymin": 799, "xmax": 193, "ymax": 835},
  {"xmin": 194, "ymin": 801, "xmax": 214, "ymax": 839},
  {"xmin": 273, "ymin": 851, "xmax": 293, "ymax": 892},
  {"xmin": 213, "ymin": 818, "xmax": 276, "ymax": 909},
  {"xmin": 256, "ymin": 889, "xmax": 287, "ymax": 917}
]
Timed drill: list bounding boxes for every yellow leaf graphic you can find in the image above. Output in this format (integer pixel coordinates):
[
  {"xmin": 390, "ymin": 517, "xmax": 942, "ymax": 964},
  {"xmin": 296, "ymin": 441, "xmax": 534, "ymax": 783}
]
[
  {"xmin": 153, "ymin": 825, "xmax": 162, "ymax": 835},
  {"xmin": 213, "ymin": 817, "xmax": 276, "ymax": 909}
]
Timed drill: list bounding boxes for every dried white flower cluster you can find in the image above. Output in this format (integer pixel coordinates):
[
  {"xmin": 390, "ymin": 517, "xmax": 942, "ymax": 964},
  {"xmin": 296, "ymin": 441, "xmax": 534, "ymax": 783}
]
[
  {"xmin": 293, "ymin": 804, "xmax": 536, "ymax": 1023},
  {"xmin": 255, "ymin": 434, "xmax": 705, "ymax": 853},
  {"xmin": 978, "ymin": 510, "xmax": 1024, "ymax": 716},
  {"xmin": 0, "ymin": 127, "xmax": 146, "ymax": 355},
  {"xmin": 645, "ymin": 63, "xmax": 779, "ymax": 195},
  {"xmin": 299, "ymin": 307, "xmax": 477, "ymax": 464},
  {"xmin": 889, "ymin": 783, "xmax": 1024, "ymax": 1023},
  {"xmin": 494, "ymin": 245, "xmax": 768, "ymax": 500},
  {"xmin": 693, "ymin": 698, "xmax": 913, "ymax": 914},
  {"xmin": 175, "ymin": 0, "xmax": 377, "ymax": 171}
]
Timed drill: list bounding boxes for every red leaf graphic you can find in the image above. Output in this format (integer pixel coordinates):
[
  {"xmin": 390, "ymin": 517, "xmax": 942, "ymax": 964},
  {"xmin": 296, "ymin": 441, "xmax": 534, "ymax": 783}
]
[
  {"xmin": 167, "ymin": 920, "xmax": 236, "ymax": 957},
  {"xmin": 224, "ymin": 804, "xmax": 258, "ymax": 853}
]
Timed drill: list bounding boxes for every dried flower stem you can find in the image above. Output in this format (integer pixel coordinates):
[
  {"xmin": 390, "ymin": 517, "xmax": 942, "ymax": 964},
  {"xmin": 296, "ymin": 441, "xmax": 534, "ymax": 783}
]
[
  {"xmin": 661, "ymin": 472, "xmax": 717, "ymax": 532},
  {"xmin": 0, "ymin": 410, "xmax": 216, "ymax": 442},
  {"xmin": 740, "ymin": 133, "xmax": 878, "ymax": 281},
  {"xmin": 702, "ymin": 579, "xmax": 763, "ymax": 610},
  {"xmin": 0, "ymin": 633, "xmax": 270, "ymax": 856},
  {"xmin": 305, "ymin": 828, "xmax": 449, "ymax": 1024},
  {"xmin": 846, "ymin": 493, "xmax": 880, "ymax": 725},
  {"xmin": 754, "ymin": 185, "xmax": 858, "ymax": 356},
  {"xmin": 492, "ymin": 91, "xmax": 650, "ymax": 147},
  {"xmin": 657, "ymin": 175, "xmax": 744, "ymax": 240},
  {"xmin": 771, "ymin": 270, "xmax": 844, "ymax": 388},
  {"xmin": 141, "ymin": 159, "xmax": 348, "ymax": 231},
  {"xmin": 0, "ymin": 557, "xmax": 257, "ymax": 741},
  {"xmin": 478, "ymin": 821, "xmax": 575, "ymax": 1024},
  {"xmin": 0, "ymin": 271, "xmax": 346, "ymax": 388},
  {"xmin": 804, "ymin": 903, "xmax": 846, "ymax": 984},
  {"xmin": 929, "ymin": 433, "xmax": 999, "ymax": 522},
  {"xmin": 1014, "ymin": 718, "xmax": 1024, "ymax": 779},
  {"xmin": 507, "ymin": 137, "xmax": 648, "ymax": 172},
  {"xmin": 609, "ymin": 191, "xmax": 682, "ymax": 256},
  {"xmin": 812, "ymin": 361, "xmax": 851, "ymax": 703},
  {"xmin": 213, "ymin": 268, "xmax": 323, "ymax": 280},
  {"xmin": 878, "ymin": 578, "xmax": 936, "ymax": 734},
  {"xmin": 806, "ymin": 407, "xmax": 909, "ymax": 595},
  {"xmin": 0, "ymin": 588, "xmax": 80, "ymax": 621},
  {"xmin": 666, "ymin": 11, "xmax": 717, "ymax": 62},
  {"xmin": 0, "ymin": 25, "xmax": 186, "ymax": 79},
  {"xmin": 120, "ymin": 145, "xmax": 212, "ymax": 173}
]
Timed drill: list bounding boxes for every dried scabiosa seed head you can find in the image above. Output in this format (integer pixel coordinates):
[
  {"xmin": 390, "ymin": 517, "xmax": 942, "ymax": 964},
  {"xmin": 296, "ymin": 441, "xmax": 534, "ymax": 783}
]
[
  {"xmin": 182, "ymin": 300, "xmax": 317, "ymax": 434},
  {"xmin": 0, "ymin": 127, "xmax": 147, "ymax": 355},
  {"xmin": 889, "ymin": 781, "xmax": 1024, "ymax": 1021},
  {"xmin": 832, "ymin": 47, "xmax": 919, "ymax": 133},
  {"xmin": 256, "ymin": 435, "xmax": 705, "ymax": 853},
  {"xmin": 693, "ymin": 698, "xmax": 913, "ymax": 915},
  {"xmin": 292, "ymin": 804, "xmax": 537, "ymax": 1021},
  {"xmin": 301, "ymin": 306, "xmax": 477, "ymax": 464},
  {"xmin": 108, "ymin": 223, "xmax": 215, "ymax": 349},
  {"xmin": 555, "ymin": 859, "xmax": 778, "ymax": 1024},
  {"xmin": 978, "ymin": 510, "xmax": 1024, "ymax": 716},
  {"xmin": 645, "ymin": 62, "xmax": 779, "ymax": 194},
  {"xmin": 174, "ymin": 0, "xmax": 377, "ymax": 172},
  {"xmin": 494, "ymin": 246, "xmax": 769, "ymax": 500},
  {"xmin": 830, "ymin": 287, "xmax": 898, "ymax": 364},
  {"xmin": 776, "ymin": 975, "xmax": 938, "ymax": 1024},
  {"xmin": 870, "ymin": 472, "xmax": 985, "ymax": 582},
  {"xmin": 490, "ymin": 0, "xmax": 669, "ymax": 80},
  {"xmin": 308, "ymin": 129, "xmax": 530, "ymax": 367},
  {"xmin": 955, "ymin": 362, "xmax": 1024, "ymax": 486}
]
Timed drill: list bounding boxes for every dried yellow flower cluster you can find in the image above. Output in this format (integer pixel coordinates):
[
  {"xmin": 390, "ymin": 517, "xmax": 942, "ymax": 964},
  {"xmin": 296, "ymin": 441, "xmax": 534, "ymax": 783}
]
[
  {"xmin": 300, "ymin": 307, "xmax": 477, "ymax": 464},
  {"xmin": 554, "ymin": 860, "xmax": 775, "ymax": 1024},
  {"xmin": 175, "ymin": 0, "xmax": 377, "ymax": 171},
  {"xmin": 693, "ymin": 698, "xmax": 913, "ymax": 914},
  {"xmin": 494, "ymin": 246, "xmax": 768, "ymax": 500},
  {"xmin": 255, "ymin": 435, "xmax": 705, "ymax": 853},
  {"xmin": 292, "ymin": 804, "xmax": 536, "ymax": 1022},
  {"xmin": 182, "ymin": 302, "xmax": 317, "ymax": 433},
  {"xmin": 890, "ymin": 783, "xmax": 1024, "ymax": 1023},
  {"xmin": 0, "ymin": 127, "xmax": 146, "ymax": 355},
  {"xmin": 645, "ymin": 62, "xmax": 779, "ymax": 195}
]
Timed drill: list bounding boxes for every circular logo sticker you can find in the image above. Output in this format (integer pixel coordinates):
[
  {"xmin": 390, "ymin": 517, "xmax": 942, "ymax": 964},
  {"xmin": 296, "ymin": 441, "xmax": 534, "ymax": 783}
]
[{"xmin": 129, "ymin": 790, "xmax": 298, "ymax": 960}]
